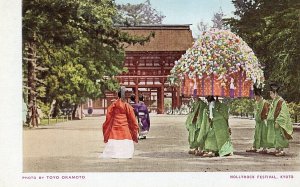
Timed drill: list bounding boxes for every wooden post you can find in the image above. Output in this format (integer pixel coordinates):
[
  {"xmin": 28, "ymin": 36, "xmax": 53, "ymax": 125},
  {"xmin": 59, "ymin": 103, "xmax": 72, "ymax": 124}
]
[
  {"xmin": 149, "ymin": 88, "xmax": 152, "ymax": 112},
  {"xmin": 134, "ymin": 85, "xmax": 139, "ymax": 103},
  {"xmin": 157, "ymin": 86, "xmax": 165, "ymax": 114},
  {"xmin": 161, "ymin": 84, "xmax": 165, "ymax": 114},
  {"xmin": 135, "ymin": 79, "xmax": 139, "ymax": 103},
  {"xmin": 172, "ymin": 87, "xmax": 175, "ymax": 111},
  {"xmin": 177, "ymin": 87, "xmax": 181, "ymax": 108},
  {"xmin": 157, "ymin": 87, "xmax": 161, "ymax": 114}
]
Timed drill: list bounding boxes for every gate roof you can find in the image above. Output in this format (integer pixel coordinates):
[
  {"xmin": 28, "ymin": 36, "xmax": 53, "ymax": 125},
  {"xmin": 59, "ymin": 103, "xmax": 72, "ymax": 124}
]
[{"xmin": 120, "ymin": 24, "xmax": 194, "ymax": 52}]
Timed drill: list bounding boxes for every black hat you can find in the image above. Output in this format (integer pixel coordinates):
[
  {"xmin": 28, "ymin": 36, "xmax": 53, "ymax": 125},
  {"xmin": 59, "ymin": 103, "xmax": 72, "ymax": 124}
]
[
  {"xmin": 205, "ymin": 95, "xmax": 215, "ymax": 102},
  {"xmin": 269, "ymin": 82, "xmax": 280, "ymax": 93},
  {"xmin": 130, "ymin": 94, "xmax": 135, "ymax": 102},
  {"xmin": 139, "ymin": 94, "xmax": 144, "ymax": 101},
  {"xmin": 253, "ymin": 85, "xmax": 262, "ymax": 96}
]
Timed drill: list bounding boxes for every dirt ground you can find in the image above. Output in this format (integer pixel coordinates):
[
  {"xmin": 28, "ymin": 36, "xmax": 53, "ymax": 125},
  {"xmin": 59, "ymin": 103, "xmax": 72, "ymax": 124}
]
[{"xmin": 23, "ymin": 115, "xmax": 300, "ymax": 172}]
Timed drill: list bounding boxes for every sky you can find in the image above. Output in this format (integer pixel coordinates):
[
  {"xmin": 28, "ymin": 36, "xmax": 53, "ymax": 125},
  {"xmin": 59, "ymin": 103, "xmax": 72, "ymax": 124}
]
[{"xmin": 115, "ymin": 0, "xmax": 236, "ymax": 37}]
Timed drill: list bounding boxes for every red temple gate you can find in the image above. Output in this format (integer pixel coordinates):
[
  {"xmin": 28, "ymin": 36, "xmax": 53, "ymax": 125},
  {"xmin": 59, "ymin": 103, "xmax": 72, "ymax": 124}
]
[{"xmin": 83, "ymin": 25, "xmax": 194, "ymax": 114}]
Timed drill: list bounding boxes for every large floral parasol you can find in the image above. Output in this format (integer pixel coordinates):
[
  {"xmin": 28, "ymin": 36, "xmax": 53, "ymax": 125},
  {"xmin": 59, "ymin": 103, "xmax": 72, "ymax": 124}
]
[{"xmin": 168, "ymin": 29, "xmax": 264, "ymax": 98}]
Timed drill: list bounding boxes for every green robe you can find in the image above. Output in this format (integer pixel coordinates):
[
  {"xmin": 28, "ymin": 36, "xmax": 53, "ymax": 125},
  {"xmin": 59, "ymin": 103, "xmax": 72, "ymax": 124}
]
[
  {"xmin": 252, "ymin": 99, "xmax": 269, "ymax": 149},
  {"xmin": 267, "ymin": 96, "xmax": 293, "ymax": 149},
  {"xmin": 195, "ymin": 106, "xmax": 210, "ymax": 150},
  {"xmin": 185, "ymin": 100, "xmax": 206, "ymax": 149},
  {"xmin": 204, "ymin": 101, "xmax": 234, "ymax": 156}
]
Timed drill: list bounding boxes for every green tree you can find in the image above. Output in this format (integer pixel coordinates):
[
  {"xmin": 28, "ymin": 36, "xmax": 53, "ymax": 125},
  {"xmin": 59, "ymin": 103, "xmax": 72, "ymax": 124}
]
[
  {"xmin": 229, "ymin": 98, "xmax": 254, "ymax": 117},
  {"xmin": 23, "ymin": 0, "xmax": 152, "ymax": 121},
  {"xmin": 224, "ymin": 0, "xmax": 300, "ymax": 102}
]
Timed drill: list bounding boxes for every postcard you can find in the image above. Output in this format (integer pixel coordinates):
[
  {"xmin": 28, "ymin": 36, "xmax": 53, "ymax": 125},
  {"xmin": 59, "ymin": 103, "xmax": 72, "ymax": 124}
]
[{"xmin": 1, "ymin": 0, "xmax": 299, "ymax": 187}]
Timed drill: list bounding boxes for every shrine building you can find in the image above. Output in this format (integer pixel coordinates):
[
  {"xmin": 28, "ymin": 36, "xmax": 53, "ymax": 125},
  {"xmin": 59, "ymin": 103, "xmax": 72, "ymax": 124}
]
[{"xmin": 84, "ymin": 25, "xmax": 194, "ymax": 115}]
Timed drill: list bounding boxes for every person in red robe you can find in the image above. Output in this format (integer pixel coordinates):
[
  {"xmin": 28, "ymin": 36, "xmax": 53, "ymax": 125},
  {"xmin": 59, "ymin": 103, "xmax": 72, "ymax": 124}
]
[{"xmin": 101, "ymin": 86, "xmax": 139, "ymax": 159}]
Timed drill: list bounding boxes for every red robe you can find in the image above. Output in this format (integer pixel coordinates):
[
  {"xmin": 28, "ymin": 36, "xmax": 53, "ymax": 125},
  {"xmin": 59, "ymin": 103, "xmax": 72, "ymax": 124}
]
[{"xmin": 102, "ymin": 99, "xmax": 139, "ymax": 143}]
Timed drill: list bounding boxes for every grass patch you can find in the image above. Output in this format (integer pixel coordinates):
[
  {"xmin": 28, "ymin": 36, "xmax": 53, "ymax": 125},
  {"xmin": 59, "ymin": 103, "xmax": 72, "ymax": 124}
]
[{"xmin": 40, "ymin": 116, "xmax": 71, "ymax": 125}]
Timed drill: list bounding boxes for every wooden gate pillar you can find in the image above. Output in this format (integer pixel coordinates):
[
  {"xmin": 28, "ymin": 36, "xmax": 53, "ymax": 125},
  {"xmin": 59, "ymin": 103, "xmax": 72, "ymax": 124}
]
[{"xmin": 157, "ymin": 86, "xmax": 165, "ymax": 114}]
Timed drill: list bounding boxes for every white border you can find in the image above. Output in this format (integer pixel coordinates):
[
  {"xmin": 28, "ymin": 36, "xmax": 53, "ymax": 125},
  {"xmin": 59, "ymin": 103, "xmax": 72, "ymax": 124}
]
[{"xmin": 0, "ymin": 1, "xmax": 299, "ymax": 187}]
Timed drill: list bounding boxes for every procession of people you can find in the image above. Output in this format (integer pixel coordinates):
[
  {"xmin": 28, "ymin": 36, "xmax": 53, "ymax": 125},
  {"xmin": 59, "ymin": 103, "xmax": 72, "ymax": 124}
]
[
  {"xmin": 100, "ymin": 29, "xmax": 294, "ymax": 159},
  {"xmin": 244, "ymin": 83, "xmax": 293, "ymax": 156},
  {"xmin": 101, "ymin": 81, "xmax": 294, "ymax": 159},
  {"xmin": 186, "ymin": 95, "xmax": 233, "ymax": 158}
]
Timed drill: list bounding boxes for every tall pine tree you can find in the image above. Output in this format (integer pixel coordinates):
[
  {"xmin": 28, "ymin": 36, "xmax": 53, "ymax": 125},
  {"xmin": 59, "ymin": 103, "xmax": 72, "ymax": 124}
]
[{"xmin": 225, "ymin": 0, "xmax": 300, "ymax": 102}]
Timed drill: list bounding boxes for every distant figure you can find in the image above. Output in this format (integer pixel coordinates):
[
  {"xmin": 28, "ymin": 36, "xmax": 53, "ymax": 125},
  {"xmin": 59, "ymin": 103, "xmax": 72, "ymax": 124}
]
[
  {"xmin": 135, "ymin": 95, "xmax": 150, "ymax": 139},
  {"xmin": 129, "ymin": 94, "xmax": 141, "ymax": 132},
  {"xmin": 101, "ymin": 86, "xmax": 139, "ymax": 159},
  {"xmin": 28, "ymin": 102, "xmax": 41, "ymax": 128},
  {"xmin": 129, "ymin": 94, "xmax": 136, "ymax": 105}
]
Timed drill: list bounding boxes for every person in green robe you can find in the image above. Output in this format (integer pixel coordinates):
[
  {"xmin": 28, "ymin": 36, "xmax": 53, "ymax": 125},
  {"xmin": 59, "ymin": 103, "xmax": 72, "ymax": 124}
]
[
  {"xmin": 185, "ymin": 97, "xmax": 199, "ymax": 154},
  {"xmin": 246, "ymin": 86, "xmax": 270, "ymax": 153},
  {"xmin": 186, "ymin": 97, "xmax": 207, "ymax": 155},
  {"xmin": 266, "ymin": 83, "xmax": 293, "ymax": 156},
  {"xmin": 202, "ymin": 96, "xmax": 234, "ymax": 157},
  {"xmin": 193, "ymin": 99, "xmax": 210, "ymax": 156}
]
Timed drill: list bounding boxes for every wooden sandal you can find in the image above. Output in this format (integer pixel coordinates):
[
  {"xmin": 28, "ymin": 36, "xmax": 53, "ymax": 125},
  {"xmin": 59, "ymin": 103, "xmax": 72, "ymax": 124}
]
[
  {"xmin": 275, "ymin": 151, "xmax": 285, "ymax": 157},
  {"xmin": 258, "ymin": 149, "xmax": 268, "ymax": 154},
  {"xmin": 195, "ymin": 150, "xmax": 204, "ymax": 156},
  {"xmin": 268, "ymin": 150, "xmax": 280, "ymax": 155},
  {"xmin": 246, "ymin": 148, "xmax": 257, "ymax": 153},
  {"xmin": 202, "ymin": 152, "xmax": 215, "ymax": 157}
]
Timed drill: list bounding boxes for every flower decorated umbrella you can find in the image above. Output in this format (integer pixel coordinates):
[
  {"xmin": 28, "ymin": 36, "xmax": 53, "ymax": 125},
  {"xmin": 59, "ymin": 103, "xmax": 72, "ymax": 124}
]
[{"xmin": 168, "ymin": 29, "xmax": 264, "ymax": 98}]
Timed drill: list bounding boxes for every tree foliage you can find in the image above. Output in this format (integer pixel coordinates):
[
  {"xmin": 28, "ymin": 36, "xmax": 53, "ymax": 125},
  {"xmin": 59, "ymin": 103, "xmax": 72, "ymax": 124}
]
[
  {"xmin": 212, "ymin": 8, "xmax": 226, "ymax": 29},
  {"xmin": 115, "ymin": 0, "xmax": 165, "ymax": 26},
  {"xmin": 23, "ymin": 0, "xmax": 152, "ymax": 118},
  {"xmin": 229, "ymin": 98, "xmax": 255, "ymax": 116},
  {"xmin": 224, "ymin": 0, "xmax": 300, "ymax": 102}
]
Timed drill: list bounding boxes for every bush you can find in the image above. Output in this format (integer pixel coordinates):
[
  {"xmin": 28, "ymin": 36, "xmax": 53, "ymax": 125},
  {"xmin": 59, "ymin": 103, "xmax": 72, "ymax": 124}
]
[
  {"xmin": 229, "ymin": 98, "xmax": 255, "ymax": 117},
  {"xmin": 229, "ymin": 99, "xmax": 299, "ymax": 122},
  {"xmin": 287, "ymin": 102, "xmax": 300, "ymax": 123}
]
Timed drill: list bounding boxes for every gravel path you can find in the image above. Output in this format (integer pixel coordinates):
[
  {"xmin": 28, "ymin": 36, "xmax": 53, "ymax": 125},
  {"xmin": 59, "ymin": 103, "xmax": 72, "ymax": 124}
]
[{"xmin": 23, "ymin": 115, "xmax": 300, "ymax": 172}]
